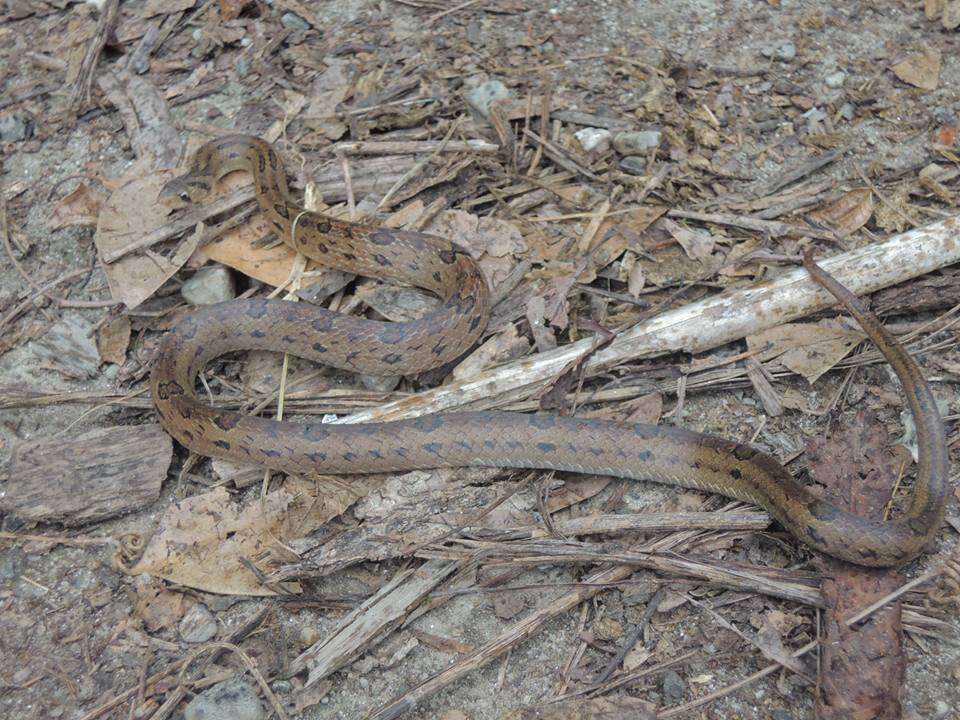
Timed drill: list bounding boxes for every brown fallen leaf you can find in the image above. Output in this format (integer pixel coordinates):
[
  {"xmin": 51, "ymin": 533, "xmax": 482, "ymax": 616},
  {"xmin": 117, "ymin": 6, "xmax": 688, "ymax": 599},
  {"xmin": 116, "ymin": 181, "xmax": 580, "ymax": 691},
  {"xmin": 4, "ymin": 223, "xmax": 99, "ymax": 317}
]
[
  {"xmin": 95, "ymin": 171, "xmax": 200, "ymax": 308},
  {"xmin": 746, "ymin": 319, "xmax": 863, "ymax": 384},
  {"xmin": 124, "ymin": 479, "xmax": 359, "ymax": 595},
  {"xmin": 891, "ymin": 48, "xmax": 941, "ymax": 91},
  {"xmin": 661, "ymin": 217, "xmax": 716, "ymax": 260},
  {"xmin": 132, "ymin": 575, "xmax": 186, "ymax": 633},
  {"xmin": 808, "ymin": 188, "xmax": 874, "ymax": 237},
  {"xmin": 47, "ymin": 182, "xmax": 108, "ymax": 231},
  {"xmin": 97, "ymin": 314, "xmax": 131, "ymax": 365}
]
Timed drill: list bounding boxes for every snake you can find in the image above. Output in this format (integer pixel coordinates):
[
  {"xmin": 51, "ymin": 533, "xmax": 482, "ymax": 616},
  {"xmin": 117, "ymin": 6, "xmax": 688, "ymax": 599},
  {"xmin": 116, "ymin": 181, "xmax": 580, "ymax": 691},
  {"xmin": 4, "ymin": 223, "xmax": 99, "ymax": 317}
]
[{"xmin": 151, "ymin": 135, "xmax": 947, "ymax": 568}]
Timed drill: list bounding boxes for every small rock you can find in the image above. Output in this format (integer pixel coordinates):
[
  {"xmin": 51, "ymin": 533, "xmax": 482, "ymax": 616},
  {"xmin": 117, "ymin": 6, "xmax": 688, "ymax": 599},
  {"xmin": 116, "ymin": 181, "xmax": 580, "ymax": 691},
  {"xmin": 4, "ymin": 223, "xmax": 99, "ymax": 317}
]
[
  {"xmin": 182, "ymin": 265, "xmax": 236, "ymax": 305},
  {"xmin": 839, "ymin": 102, "xmax": 857, "ymax": 121},
  {"xmin": 280, "ymin": 11, "xmax": 310, "ymax": 31},
  {"xmin": 360, "ymin": 374, "xmax": 402, "ymax": 392},
  {"xmin": 618, "ymin": 156, "xmax": 647, "ymax": 175},
  {"xmin": 771, "ymin": 711, "xmax": 793, "ymax": 720},
  {"xmin": 934, "ymin": 700, "xmax": 951, "ymax": 719},
  {"xmin": 0, "ymin": 549, "xmax": 23, "ymax": 579},
  {"xmin": 270, "ymin": 680, "xmax": 292, "ymax": 695},
  {"xmin": 776, "ymin": 41, "xmax": 796, "ymax": 61},
  {"xmin": 824, "ymin": 71, "xmax": 846, "ymax": 88},
  {"xmin": 465, "ymin": 79, "xmax": 511, "ymax": 119},
  {"xmin": 661, "ymin": 670, "xmax": 686, "ymax": 702},
  {"xmin": 0, "ymin": 111, "xmax": 34, "ymax": 142},
  {"xmin": 179, "ymin": 603, "xmax": 218, "ymax": 643},
  {"xmin": 300, "ymin": 626, "xmax": 322, "ymax": 648},
  {"xmin": 612, "ymin": 130, "xmax": 661, "ymax": 156},
  {"xmin": 574, "ymin": 127, "xmax": 611, "ymax": 153},
  {"xmin": 184, "ymin": 679, "xmax": 264, "ymax": 720}
]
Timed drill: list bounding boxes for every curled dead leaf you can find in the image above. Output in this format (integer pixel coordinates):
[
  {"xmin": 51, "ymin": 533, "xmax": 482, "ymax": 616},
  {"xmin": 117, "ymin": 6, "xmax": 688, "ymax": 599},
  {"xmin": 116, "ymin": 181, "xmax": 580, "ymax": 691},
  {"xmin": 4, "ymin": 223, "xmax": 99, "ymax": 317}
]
[
  {"xmin": 891, "ymin": 48, "xmax": 941, "ymax": 91},
  {"xmin": 808, "ymin": 188, "xmax": 873, "ymax": 237}
]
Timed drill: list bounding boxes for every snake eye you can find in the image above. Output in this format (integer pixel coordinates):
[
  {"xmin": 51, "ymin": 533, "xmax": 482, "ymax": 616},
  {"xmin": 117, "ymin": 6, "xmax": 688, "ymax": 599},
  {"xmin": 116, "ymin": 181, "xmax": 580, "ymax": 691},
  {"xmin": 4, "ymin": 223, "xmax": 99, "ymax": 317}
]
[{"xmin": 178, "ymin": 190, "xmax": 191, "ymax": 202}]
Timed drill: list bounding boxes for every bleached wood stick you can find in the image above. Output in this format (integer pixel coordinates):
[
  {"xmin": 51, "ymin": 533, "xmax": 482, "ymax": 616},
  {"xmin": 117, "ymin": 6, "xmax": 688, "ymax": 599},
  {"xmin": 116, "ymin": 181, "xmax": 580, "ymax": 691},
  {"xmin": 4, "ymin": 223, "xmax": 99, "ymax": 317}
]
[{"xmin": 335, "ymin": 216, "xmax": 960, "ymax": 424}]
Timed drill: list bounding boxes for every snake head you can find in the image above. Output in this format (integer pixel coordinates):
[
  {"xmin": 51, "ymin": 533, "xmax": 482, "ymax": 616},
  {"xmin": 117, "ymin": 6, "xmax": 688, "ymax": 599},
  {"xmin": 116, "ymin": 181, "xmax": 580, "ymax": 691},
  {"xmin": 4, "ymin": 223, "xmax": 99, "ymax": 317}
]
[{"xmin": 159, "ymin": 174, "xmax": 211, "ymax": 209}]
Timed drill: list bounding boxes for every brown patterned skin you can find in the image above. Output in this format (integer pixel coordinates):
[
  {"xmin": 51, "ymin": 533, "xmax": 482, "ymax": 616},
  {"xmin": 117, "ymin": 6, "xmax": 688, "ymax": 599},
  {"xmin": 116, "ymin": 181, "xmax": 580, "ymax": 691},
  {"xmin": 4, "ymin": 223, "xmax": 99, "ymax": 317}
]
[{"xmin": 151, "ymin": 135, "xmax": 947, "ymax": 567}]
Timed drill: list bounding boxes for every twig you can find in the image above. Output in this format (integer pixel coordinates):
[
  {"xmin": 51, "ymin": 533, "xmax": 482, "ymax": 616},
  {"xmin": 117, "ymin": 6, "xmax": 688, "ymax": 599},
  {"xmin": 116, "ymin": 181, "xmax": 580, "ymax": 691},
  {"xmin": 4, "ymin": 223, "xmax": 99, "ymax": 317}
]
[
  {"xmin": 657, "ymin": 641, "xmax": 817, "ymax": 718},
  {"xmin": 377, "ymin": 118, "xmax": 463, "ymax": 210},
  {"xmin": 332, "ymin": 139, "xmax": 497, "ymax": 156},
  {"xmin": 0, "ymin": 267, "xmax": 90, "ymax": 332},
  {"xmin": 335, "ymin": 217, "xmax": 960, "ymax": 425},
  {"xmin": 68, "ymin": 0, "xmax": 120, "ymax": 111}
]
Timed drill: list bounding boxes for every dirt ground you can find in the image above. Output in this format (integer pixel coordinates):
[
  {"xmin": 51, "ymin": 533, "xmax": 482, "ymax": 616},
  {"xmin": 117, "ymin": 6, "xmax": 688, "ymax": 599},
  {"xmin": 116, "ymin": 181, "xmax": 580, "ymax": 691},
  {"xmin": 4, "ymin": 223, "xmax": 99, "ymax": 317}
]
[{"xmin": 1, "ymin": 1, "xmax": 959, "ymax": 719}]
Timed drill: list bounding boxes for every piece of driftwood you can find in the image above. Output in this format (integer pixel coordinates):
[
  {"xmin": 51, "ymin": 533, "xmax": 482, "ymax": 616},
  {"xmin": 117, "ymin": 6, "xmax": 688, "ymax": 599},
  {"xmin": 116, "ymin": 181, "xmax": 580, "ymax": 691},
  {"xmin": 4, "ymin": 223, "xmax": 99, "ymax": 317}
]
[
  {"xmin": 2, "ymin": 423, "xmax": 171, "ymax": 525},
  {"xmin": 289, "ymin": 560, "xmax": 461, "ymax": 686},
  {"xmin": 336, "ymin": 216, "xmax": 960, "ymax": 425}
]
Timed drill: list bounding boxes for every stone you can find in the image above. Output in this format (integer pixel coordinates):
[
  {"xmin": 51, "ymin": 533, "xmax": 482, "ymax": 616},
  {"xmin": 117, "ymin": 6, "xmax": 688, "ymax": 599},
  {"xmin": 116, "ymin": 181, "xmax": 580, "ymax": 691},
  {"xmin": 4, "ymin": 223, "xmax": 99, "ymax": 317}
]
[
  {"xmin": 280, "ymin": 11, "xmax": 310, "ymax": 31},
  {"xmin": 618, "ymin": 156, "xmax": 647, "ymax": 175},
  {"xmin": 465, "ymin": 79, "xmax": 511, "ymax": 119},
  {"xmin": 612, "ymin": 130, "xmax": 661, "ymax": 156},
  {"xmin": 0, "ymin": 111, "xmax": 33, "ymax": 142},
  {"xmin": 179, "ymin": 603, "xmax": 218, "ymax": 643},
  {"xmin": 184, "ymin": 679, "xmax": 265, "ymax": 720},
  {"xmin": 776, "ymin": 42, "xmax": 796, "ymax": 61},
  {"xmin": 182, "ymin": 265, "xmax": 236, "ymax": 305},
  {"xmin": 574, "ymin": 127, "xmax": 611, "ymax": 153},
  {"xmin": 824, "ymin": 71, "xmax": 846, "ymax": 88},
  {"xmin": 360, "ymin": 374, "xmax": 402, "ymax": 392},
  {"xmin": 661, "ymin": 669, "xmax": 686, "ymax": 702}
]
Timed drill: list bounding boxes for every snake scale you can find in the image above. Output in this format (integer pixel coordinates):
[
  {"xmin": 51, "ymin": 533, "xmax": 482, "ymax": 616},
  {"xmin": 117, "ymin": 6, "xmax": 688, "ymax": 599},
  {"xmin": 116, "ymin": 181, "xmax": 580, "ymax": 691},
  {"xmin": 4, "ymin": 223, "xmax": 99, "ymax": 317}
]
[{"xmin": 152, "ymin": 135, "xmax": 947, "ymax": 567}]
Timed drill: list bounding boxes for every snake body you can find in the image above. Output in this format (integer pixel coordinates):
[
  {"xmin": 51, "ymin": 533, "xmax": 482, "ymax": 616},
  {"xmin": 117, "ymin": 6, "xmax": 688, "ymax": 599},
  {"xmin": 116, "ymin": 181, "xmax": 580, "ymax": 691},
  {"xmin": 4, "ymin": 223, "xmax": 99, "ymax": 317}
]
[{"xmin": 152, "ymin": 135, "xmax": 947, "ymax": 567}]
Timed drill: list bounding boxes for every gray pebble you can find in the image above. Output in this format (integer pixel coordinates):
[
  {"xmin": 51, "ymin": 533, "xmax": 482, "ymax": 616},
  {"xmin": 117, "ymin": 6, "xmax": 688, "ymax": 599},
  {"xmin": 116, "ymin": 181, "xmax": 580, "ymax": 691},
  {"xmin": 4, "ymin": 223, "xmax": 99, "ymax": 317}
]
[
  {"xmin": 824, "ymin": 71, "xmax": 846, "ymax": 88},
  {"xmin": 776, "ymin": 42, "xmax": 796, "ymax": 61},
  {"xmin": 839, "ymin": 102, "xmax": 856, "ymax": 121},
  {"xmin": 179, "ymin": 603, "xmax": 218, "ymax": 643},
  {"xmin": 185, "ymin": 679, "xmax": 264, "ymax": 720},
  {"xmin": 0, "ymin": 548, "xmax": 23, "ymax": 579},
  {"xmin": 280, "ymin": 11, "xmax": 310, "ymax": 31},
  {"xmin": 0, "ymin": 111, "xmax": 33, "ymax": 142},
  {"xmin": 574, "ymin": 127, "xmax": 611, "ymax": 153},
  {"xmin": 613, "ymin": 130, "xmax": 661, "ymax": 156},
  {"xmin": 182, "ymin": 265, "xmax": 236, "ymax": 305},
  {"xmin": 466, "ymin": 80, "xmax": 511, "ymax": 119},
  {"xmin": 661, "ymin": 669, "xmax": 686, "ymax": 702},
  {"xmin": 360, "ymin": 374, "xmax": 402, "ymax": 392},
  {"xmin": 618, "ymin": 156, "xmax": 647, "ymax": 175}
]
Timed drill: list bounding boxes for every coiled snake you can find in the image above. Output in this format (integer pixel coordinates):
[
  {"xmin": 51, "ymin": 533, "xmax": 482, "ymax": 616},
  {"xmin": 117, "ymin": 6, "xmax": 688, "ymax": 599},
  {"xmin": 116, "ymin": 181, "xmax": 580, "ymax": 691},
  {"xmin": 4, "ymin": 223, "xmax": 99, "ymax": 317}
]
[{"xmin": 151, "ymin": 135, "xmax": 947, "ymax": 567}]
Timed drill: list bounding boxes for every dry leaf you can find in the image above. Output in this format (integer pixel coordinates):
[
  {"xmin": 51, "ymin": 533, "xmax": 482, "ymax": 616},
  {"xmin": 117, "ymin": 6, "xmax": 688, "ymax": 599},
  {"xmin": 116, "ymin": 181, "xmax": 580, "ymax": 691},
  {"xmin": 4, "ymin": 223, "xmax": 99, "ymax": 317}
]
[
  {"xmin": 97, "ymin": 314, "xmax": 131, "ymax": 365},
  {"xmin": 661, "ymin": 218, "xmax": 716, "ymax": 260},
  {"xmin": 47, "ymin": 182, "xmax": 107, "ymax": 230},
  {"xmin": 95, "ymin": 171, "xmax": 199, "ymax": 308},
  {"xmin": 125, "ymin": 480, "xmax": 358, "ymax": 595},
  {"xmin": 808, "ymin": 188, "xmax": 873, "ymax": 237},
  {"xmin": 926, "ymin": 0, "xmax": 946, "ymax": 20},
  {"xmin": 142, "ymin": 0, "xmax": 196, "ymax": 18},
  {"xmin": 132, "ymin": 576, "xmax": 186, "ymax": 632},
  {"xmin": 747, "ymin": 320, "xmax": 863, "ymax": 384},
  {"xmin": 891, "ymin": 48, "xmax": 941, "ymax": 91},
  {"xmin": 425, "ymin": 209, "xmax": 527, "ymax": 260},
  {"xmin": 943, "ymin": 0, "xmax": 960, "ymax": 29},
  {"xmin": 218, "ymin": 0, "xmax": 254, "ymax": 20}
]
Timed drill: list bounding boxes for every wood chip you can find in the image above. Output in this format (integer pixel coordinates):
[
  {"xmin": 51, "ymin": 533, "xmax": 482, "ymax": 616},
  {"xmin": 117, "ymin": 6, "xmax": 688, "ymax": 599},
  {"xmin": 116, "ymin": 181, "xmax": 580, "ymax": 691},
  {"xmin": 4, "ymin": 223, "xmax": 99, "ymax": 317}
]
[{"xmin": 2, "ymin": 424, "xmax": 171, "ymax": 525}]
